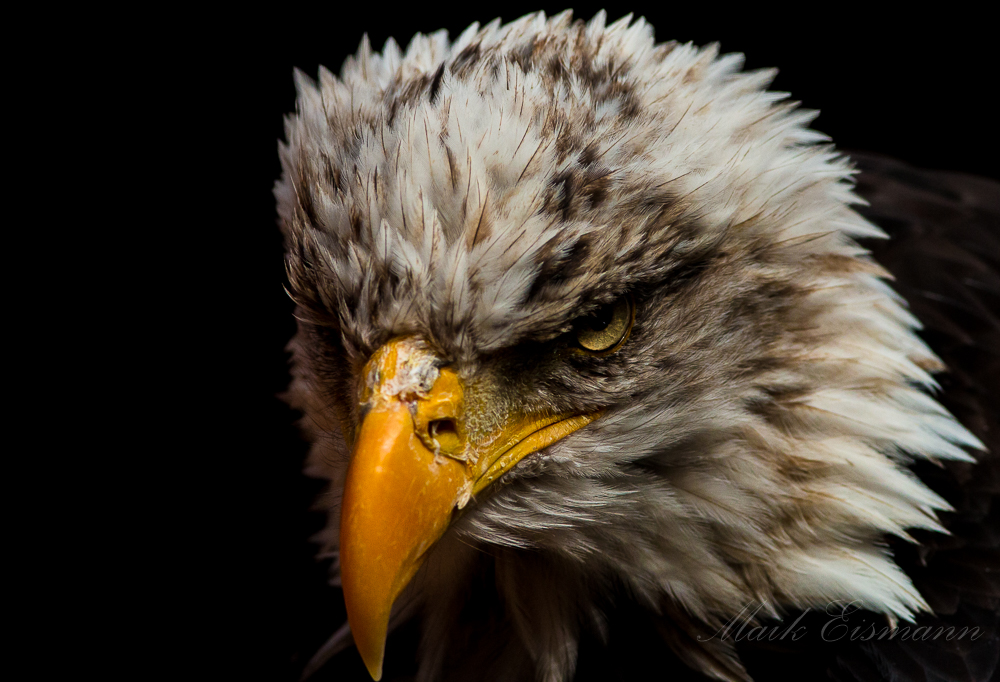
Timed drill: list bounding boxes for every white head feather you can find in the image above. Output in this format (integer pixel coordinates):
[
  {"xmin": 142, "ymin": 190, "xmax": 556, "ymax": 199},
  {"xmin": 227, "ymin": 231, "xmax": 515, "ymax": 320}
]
[{"xmin": 277, "ymin": 10, "xmax": 983, "ymax": 681}]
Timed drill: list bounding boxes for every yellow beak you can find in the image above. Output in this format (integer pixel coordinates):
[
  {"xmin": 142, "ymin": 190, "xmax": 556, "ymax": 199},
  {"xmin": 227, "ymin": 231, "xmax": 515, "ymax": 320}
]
[{"xmin": 339, "ymin": 338, "xmax": 600, "ymax": 679}]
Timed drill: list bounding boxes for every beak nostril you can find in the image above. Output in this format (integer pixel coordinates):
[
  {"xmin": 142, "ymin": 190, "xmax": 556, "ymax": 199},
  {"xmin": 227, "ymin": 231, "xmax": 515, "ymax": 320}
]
[
  {"xmin": 428, "ymin": 419, "xmax": 458, "ymax": 439},
  {"xmin": 407, "ymin": 367, "xmax": 466, "ymax": 460},
  {"xmin": 425, "ymin": 418, "xmax": 463, "ymax": 458}
]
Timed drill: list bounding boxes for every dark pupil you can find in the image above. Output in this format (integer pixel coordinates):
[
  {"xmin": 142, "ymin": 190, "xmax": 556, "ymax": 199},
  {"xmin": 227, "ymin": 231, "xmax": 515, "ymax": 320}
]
[{"xmin": 585, "ymin": 303, "xmax": 615, "ymax": 332}]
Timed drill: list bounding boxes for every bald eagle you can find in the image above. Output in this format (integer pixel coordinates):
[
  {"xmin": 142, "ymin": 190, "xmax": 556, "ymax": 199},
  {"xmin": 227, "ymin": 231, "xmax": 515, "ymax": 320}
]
[{"xmin": 275, "ymin": 11, "xmax": 999, "ymax": 682}]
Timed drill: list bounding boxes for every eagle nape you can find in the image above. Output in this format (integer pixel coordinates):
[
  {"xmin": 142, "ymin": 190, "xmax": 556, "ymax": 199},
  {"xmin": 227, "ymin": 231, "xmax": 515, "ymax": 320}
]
[{"xmin": 276, "ymin": 10, "xmax": 999, "ymax": 682}]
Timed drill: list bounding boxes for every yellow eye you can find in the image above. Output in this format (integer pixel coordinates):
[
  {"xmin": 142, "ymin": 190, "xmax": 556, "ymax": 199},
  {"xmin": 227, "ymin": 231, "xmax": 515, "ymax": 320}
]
[{"xmin": 575, "ymin": 296, "xmax": 634, "ymax": 354}]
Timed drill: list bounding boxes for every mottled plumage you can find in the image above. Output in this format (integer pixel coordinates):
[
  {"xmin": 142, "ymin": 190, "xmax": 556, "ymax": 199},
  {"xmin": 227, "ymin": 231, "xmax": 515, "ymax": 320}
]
[{"xmin": 276, "ymin": 11, "xmax": 998, "ymax": 682}]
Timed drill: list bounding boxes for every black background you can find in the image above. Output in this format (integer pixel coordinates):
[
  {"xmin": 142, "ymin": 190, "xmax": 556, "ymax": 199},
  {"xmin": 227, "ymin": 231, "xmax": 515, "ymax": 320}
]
[{"xmin": 178, "ymin": 4, "xmax": 996, "ymax": 679}]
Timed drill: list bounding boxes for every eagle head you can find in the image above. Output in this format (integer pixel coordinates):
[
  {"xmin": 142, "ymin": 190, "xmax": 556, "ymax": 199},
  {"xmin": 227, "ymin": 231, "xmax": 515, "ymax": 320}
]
[{"xmin": 276, "ymin": 11, "xmax": 982, "ymax": 681}]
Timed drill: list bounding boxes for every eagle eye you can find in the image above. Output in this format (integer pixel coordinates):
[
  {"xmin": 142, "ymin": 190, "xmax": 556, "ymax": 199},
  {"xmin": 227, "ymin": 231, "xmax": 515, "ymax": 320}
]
[{"xmin": 574, "ymin": 296, "xmax": 634, "ymax": 354}]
